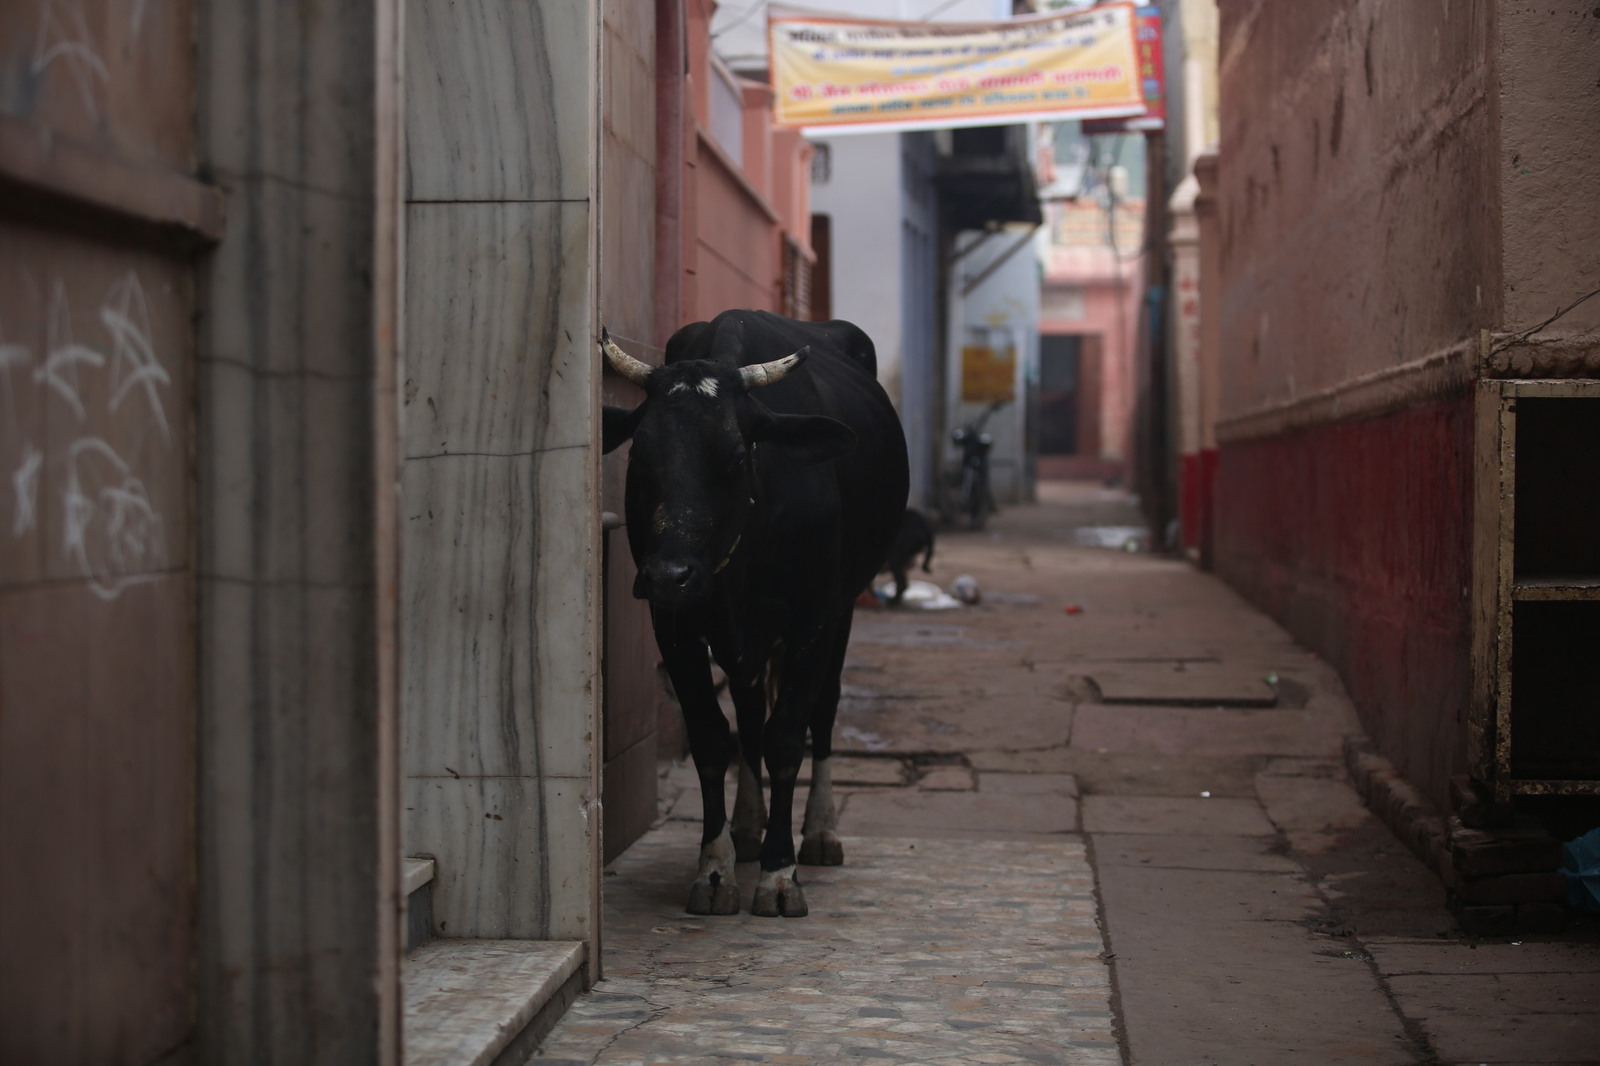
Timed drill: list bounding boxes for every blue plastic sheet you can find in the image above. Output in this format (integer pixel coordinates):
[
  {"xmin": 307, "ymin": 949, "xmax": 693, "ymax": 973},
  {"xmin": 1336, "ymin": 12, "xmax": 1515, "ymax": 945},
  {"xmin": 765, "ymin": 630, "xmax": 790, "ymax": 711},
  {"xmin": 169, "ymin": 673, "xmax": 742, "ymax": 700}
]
[{"xmin": 1562, "ymin": 827, "xmax": 1600, "ymax": 915}]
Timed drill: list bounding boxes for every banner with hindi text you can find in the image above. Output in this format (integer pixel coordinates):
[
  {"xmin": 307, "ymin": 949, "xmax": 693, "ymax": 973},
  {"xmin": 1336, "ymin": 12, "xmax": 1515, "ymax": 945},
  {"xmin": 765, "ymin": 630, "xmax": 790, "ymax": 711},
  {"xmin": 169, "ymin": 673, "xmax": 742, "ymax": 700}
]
[{"xmin": 769, "ymin": 3, "xmax": 1147, "ymax": 136}]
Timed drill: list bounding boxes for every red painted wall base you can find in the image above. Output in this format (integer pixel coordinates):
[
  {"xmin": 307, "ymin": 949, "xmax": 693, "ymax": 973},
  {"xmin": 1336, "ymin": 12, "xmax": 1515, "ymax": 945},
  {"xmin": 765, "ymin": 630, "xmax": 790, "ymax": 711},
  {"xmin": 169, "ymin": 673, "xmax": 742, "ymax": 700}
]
[
  {"xmin": 1214, "ymin": 396, "xmax": 1474, "ymax": 811},
  {"xmin": 1180, "ymin": 448, "xmax": 1219, "ymax": 564}
]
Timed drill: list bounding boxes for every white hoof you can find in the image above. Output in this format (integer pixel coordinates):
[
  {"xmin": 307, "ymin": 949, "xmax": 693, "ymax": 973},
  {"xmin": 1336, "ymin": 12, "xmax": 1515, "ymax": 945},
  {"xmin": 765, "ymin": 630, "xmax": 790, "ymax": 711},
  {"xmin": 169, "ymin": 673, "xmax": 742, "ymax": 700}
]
[
  {"xmin": 750, "ymin": 865, "xmax": 808, "ymax": 917},
  {"xmin": 686, "ymin": 826, "xmax": 740, "ymax": 916}
]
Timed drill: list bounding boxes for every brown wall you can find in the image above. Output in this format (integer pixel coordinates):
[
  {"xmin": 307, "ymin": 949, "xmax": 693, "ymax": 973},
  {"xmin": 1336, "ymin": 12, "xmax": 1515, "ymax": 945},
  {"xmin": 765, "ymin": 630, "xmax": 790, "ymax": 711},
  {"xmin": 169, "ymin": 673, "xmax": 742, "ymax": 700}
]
[{"xmin": 1, "ymin": 3, "xmax": 200, "ymax": 1060}]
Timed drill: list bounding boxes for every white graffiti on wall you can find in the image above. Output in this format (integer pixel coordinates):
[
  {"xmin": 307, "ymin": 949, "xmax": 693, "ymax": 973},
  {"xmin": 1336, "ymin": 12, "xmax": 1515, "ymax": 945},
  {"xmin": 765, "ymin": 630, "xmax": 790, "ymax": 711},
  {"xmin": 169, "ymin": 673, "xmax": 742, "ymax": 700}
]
[
  {"xmin": 101, "ymin": 273, "xmax": 173, "ymax": 443},
  {"xmin": 30, "ymin": 0, "xmax": 110, "ymax": 121},
  {"xmin": 3, "ymin": 272, "xmax": 172, "ymax": 600}
]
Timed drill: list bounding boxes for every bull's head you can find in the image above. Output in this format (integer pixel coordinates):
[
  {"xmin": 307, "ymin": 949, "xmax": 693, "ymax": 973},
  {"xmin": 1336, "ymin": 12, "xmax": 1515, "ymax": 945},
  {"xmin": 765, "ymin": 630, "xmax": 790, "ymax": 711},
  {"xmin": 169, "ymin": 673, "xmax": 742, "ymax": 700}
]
[{"xmin": 600, "ymin": 328, "xmax": 856, "ymax": 608}]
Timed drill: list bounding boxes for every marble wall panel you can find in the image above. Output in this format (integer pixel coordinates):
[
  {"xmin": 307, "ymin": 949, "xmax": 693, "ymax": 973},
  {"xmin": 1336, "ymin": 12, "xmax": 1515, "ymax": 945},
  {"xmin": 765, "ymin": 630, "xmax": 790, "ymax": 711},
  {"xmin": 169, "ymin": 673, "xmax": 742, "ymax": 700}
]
[
  {"xmin": 404, "ymin": 774, "xmax": 596, "ymax": 941},
  {"xmin": 199, "ymin": 181, "xmax": 379, "ymax": 379},
  {"xmin": 403, "ymin": 452, "xmax": 534, "ymax": 778},
  {"xmin": 538, "ymin": 775, "xmax": 600, "ymax": 942},
  {"xmin": 406, "ymin": 0, "xmax": 592, "ymax": 203},
  {"xmin": 404, "ymin": 203, "xmax": 591, "ymax": 458},
  {"xmin": 197, "ymin": 578, "xmax": 387, "ymax": 1064},
  {"xmin": 196, "ymin": 366, "xmax": 377, "ymax": 588},
  {"xmin": 403, "ymin": 0, "xmax": 601, "ymax": 955},
  {"xmin": 198, "ymin": 3, "xmax": 377, "ymax": 195},
  {"xmin": 195, "ymin": 0, "xmax": 397, "ymax": 1056},
  {"xmin": 195, "ymin": 360, "xmax": 254, "ymax": 583},
  {"xmin": 403, "ymin": 445, "xmax": 596, "ymax": 779}
]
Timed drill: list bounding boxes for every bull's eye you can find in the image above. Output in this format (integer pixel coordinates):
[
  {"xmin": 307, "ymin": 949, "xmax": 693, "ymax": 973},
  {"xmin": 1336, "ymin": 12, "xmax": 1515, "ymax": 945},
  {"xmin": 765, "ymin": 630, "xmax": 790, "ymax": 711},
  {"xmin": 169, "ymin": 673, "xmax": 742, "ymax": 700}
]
[{"xmin": 727, "ymin": 445, "xmax": 749, "ymax": 477}]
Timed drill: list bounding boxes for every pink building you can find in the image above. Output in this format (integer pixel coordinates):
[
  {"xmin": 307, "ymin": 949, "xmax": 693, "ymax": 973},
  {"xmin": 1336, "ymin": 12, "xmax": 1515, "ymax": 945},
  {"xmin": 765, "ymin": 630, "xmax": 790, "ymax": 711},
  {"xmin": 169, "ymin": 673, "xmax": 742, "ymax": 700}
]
[{"xmin": 1038, "ymin": 197, "xmax": 1144, "ymax": 483}]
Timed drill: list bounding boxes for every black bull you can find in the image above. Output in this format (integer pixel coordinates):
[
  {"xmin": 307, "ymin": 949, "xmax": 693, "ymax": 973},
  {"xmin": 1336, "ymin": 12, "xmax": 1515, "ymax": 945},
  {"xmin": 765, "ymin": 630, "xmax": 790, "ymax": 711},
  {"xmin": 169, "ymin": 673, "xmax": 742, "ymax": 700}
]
[{"xmin": 602, "ymin": 310, "xmax": 909, "ymax": 916}]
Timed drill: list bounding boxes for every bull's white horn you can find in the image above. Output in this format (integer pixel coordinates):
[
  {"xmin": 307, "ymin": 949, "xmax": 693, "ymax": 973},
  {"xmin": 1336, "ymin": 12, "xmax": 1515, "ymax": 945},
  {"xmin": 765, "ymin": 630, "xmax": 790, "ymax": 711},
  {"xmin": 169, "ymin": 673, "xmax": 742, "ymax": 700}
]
[
  {"xmin": 601, "ymin": 328, "xmax": 654, "ymax": 386},
  {"xmin": 739, "ymin": 346, "xmax": 808, "ymax": 390}
]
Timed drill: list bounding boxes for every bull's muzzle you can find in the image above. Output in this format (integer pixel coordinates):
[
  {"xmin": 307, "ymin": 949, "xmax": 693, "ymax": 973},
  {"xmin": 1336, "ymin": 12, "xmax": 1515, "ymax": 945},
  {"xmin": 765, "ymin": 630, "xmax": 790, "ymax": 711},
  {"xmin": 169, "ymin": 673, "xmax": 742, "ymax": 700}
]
[{"xmin": 634, "ymin": 557, "xmax": 710, "ymax": 606}]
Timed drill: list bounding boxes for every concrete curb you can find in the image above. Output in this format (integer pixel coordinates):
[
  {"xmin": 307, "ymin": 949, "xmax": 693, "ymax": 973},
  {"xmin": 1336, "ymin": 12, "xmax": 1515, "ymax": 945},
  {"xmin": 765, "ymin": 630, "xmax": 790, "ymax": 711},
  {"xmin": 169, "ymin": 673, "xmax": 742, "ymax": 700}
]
[{"xmin": 1342, "ymin": 734, "xmax": 1451, "ymax": 871}]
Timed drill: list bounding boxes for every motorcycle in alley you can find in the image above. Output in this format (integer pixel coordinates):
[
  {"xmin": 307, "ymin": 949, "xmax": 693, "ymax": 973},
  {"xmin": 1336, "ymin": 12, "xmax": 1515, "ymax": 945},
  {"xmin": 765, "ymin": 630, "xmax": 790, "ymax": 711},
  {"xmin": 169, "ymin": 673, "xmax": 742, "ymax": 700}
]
[{"xmin": 940, "ymin": 399, "xmax": 1008, "ymax": 531}]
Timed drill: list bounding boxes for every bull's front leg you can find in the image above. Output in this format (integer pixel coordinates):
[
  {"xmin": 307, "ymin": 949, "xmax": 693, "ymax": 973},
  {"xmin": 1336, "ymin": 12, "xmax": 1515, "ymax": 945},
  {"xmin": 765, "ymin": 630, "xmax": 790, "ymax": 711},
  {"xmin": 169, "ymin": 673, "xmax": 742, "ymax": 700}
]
[
  {"xmin": 657, "ymin": 634, "xmax": 740, "ymax": 915},
  {"xmin": 751, "ymin": 625, "xmax": 846, "ymax": 918}
]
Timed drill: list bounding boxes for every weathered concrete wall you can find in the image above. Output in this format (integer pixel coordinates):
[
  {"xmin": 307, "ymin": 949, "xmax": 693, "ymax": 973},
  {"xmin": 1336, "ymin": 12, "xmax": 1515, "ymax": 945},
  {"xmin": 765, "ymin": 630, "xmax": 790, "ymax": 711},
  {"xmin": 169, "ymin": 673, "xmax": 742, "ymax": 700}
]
[
  {"xmin": 1212, "ymin": 0, "xmax": 1600, "ymax": 810},
  {"xmin": 1216, "ymin": 0, "xmax": 1499, "ymax": 420},
  {"xmin": 1213, "ymin": 0, "xmax": 1495, "ymax": 810},
  {"xmin": 1498, "ymin": 4, "xmax": 1600, "ymax": 337}
]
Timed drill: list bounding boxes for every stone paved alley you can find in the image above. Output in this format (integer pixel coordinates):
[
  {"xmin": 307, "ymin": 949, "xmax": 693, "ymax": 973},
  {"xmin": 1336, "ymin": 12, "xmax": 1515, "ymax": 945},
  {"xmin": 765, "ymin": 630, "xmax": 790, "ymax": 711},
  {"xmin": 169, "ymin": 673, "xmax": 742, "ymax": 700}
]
[{"xmin": 529, "ymin": 483, "xmax": 1600, "ymax": 1066}]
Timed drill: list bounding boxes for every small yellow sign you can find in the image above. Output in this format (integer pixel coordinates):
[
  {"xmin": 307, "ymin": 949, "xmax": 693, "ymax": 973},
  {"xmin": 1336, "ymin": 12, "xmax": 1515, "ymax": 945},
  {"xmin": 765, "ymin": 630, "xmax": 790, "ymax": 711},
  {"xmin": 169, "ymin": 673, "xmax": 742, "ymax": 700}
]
[
  {"xmin": 770, "ymin": 4, "xmax": 1145, "ymax": 134},
  {"xmin": 962, "ymin": 345, "xmax": 1016, "ymax": 404}
]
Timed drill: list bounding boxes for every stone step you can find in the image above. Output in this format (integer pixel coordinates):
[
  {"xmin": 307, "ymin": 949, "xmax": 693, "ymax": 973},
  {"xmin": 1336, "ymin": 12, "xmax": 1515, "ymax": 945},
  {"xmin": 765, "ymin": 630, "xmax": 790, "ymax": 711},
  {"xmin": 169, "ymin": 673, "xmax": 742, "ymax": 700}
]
[{"xmin": 405, "ymin": 939, "xmax": 585, "ymax": 1066}]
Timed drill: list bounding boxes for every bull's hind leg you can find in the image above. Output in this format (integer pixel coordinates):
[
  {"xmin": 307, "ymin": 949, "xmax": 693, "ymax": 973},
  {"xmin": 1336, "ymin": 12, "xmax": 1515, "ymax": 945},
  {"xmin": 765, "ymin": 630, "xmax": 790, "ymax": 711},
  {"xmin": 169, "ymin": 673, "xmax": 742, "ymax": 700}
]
[
  {"xmin": 798, "ymin": 757, "xmax": 843, "ymax": 866},
  {"xmin": 658, "ymin": 633, "xmax": 741, "ymax": 915},
  {"xmin": 727, "ymin": 668, "xmax": 770, "ymax": 863},
  {"xmin": 751, "ymin": 614, "xmax": 855, "ymax": 916},
  {"xmin": 799, "ymin": 614, "xmax": 852, "ymax": 867}
]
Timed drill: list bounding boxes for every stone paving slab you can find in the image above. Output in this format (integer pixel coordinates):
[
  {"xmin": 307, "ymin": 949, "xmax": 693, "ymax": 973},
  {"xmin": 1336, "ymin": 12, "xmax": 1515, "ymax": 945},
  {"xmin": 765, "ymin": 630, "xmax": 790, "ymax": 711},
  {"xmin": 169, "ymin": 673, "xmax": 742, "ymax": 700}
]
[
  {"xmin": 1082, "ymin": 794, "xmax": 1278, "ymax": 836},
  {"xmin": 528, "ymin": 828, "xmax": 1117, "ymax": 1066},
  {"xmin": 1096, "ymin": 868, "xmax": 1419, "ymax": 1066},
  {"xmin": 1364, "ymin": 937, "xmax": 1600, "ymax": 975},
  {"xmin": 837, "ymin": 694, "xmax": 1074, "ymax": 756},
  {"xmin": 1083, "ymin": 662, "xmax": 1278, "ymax": 706},
  {"xmin": 1092, "ymin": 832, "xmax": 1304, "ymax": 874},
  {"xmin": 1071, "ymin": 703, "xmax": 1349, "ymax": 758},
  {"xmin": 978, "ymin": 771, "xmax": 1080, "ymax": 797},
  {"xmin": 841, "ymin": 789, "xmax": 1080, "ymax": 837},
  {"xmin": 1413, "ymin": 1010, "xmax": 1600, "ymax": 1064}
]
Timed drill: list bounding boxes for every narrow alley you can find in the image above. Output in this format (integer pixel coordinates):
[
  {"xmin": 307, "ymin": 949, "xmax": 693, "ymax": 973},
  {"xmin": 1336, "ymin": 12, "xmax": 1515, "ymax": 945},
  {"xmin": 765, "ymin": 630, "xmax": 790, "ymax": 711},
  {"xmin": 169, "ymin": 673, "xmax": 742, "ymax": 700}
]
[{"xmin": 528, "ymin": 484, "xmax": 1599, "ymax": 1066}]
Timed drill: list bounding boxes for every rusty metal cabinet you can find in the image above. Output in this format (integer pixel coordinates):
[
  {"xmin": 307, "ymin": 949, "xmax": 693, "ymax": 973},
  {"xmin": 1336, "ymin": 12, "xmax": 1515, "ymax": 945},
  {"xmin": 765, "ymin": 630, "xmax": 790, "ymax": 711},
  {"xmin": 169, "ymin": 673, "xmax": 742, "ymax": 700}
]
[{"xmin": 1472, "ymin": 378, "xmax": 1600, "ymax": 802}]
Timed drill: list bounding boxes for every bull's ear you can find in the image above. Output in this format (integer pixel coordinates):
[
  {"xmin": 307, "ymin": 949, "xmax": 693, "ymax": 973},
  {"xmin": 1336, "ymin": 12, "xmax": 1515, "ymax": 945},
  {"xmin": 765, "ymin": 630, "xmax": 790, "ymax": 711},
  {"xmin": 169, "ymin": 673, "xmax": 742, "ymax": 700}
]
[
  {"xmin": 747, "ymin": 400, "xmax": 856, "ymax": 464},
  {"xmin": 603, "ymin": 404, "xmax": 643, "ymax": 454}
]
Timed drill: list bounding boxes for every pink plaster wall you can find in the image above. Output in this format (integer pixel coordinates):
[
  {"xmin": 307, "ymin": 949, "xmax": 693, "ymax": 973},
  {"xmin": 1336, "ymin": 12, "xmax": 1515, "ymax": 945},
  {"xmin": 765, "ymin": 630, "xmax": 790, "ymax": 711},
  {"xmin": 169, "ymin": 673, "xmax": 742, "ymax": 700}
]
[
  {"xmin": 690, "ymin": 129, "xmax": 784, "ymax": 319},
  {"xmin": 679, "ymin": 0, "xmax": 813, "ymax": 324}
]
